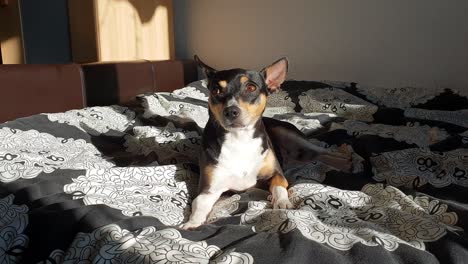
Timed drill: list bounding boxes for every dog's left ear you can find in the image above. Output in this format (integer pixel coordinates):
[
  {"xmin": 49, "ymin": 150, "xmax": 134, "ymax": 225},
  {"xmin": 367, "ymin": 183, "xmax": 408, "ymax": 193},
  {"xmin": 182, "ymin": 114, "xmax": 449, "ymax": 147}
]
[
  {"xmin": 194, "ymin": 55, "xmax": 217, "ymax": 78},
  {"xmin": 261, "ymin": 57, "xmax": 288, "ymax": 93}
]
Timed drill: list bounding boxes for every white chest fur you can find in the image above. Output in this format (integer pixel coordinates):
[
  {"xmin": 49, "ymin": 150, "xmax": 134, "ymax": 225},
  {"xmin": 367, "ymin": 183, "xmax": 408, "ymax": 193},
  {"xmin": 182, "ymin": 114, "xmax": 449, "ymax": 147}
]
[{"xmin": 210, "ymin": 128, "xmax": 267, "ymax": 192}]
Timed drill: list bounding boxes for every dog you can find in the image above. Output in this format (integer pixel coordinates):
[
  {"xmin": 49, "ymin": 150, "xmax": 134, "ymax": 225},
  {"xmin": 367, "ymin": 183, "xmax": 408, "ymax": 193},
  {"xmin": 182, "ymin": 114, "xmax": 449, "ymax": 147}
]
[{"xmin": 180, "ymin": 56, "xmax": 352, "ymax": 230}]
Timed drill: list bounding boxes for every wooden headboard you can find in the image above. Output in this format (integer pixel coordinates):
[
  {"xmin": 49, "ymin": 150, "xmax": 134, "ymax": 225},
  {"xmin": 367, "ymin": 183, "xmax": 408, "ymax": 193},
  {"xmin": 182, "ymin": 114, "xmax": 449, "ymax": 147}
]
[
  {"xmin": 0, "ymin": 59, "xmax": 198, "ymax": 123},
  {"xmin": 82, "ymin": 59, "xmax": 197, "ymax": 106}
]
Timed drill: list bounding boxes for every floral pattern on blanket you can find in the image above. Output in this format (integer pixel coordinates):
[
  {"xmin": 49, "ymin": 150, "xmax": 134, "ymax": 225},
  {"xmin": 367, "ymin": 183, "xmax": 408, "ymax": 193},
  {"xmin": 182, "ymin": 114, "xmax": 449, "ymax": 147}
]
[
  {"xmin": 0, "ymin": 195, "xmax": 29, "ymax": 264},
  {"xmin": 124, "ymin": 123, "xmax": 201, "ymax": 165},
  {"xmin": 142, "ymin": 92, "xmax": 209, "ymax": 128},
  {"xmin": 0, "ymin": 128, "xmax": 113, "ymax": 182},
  {"xmin": 371, "ymin": 148, "xmax": 468, "ymax": 188},
  {"xmin": 404, "ymin": 109, "xmax": 468, "ymax": 128},
  {"xmin": 64, "ymin": 166, "xmax": 198, "ymax": 226},
  {"xmin": 298, "ymin": 88, "xmax": 378, "ymax": 121},
  {"xmin": 357, "ymin": 86, "xmax": 444, "ymax": 108},
  {"xmin": 334, "ymin": 120, "xmax": 450, "ymax": 147},
  {"xmin": 46, "ymin": 105, "xmax": 137, "ymax": 136},
  {"xmin": 46, "ymin": 224, "xmax": 253, "ymax": 263},
  {"xmin": 241, "ymin": 183, "xmax": 460, "ymax": 251},
  {"xmin": 1, "ymin": 79, "xmax": 467, "ymax": 263}
]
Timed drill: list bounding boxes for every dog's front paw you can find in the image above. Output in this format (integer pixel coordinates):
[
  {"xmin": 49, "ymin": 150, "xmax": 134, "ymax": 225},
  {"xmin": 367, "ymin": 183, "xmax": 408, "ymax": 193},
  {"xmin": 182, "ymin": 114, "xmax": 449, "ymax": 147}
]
[
  {"xmin": 179, "ymin": 221, "xmax": 203, "ymax": 230},
  {"xmin": 273, "ymin": 198, "xmax": 293, "ymax": 209}
]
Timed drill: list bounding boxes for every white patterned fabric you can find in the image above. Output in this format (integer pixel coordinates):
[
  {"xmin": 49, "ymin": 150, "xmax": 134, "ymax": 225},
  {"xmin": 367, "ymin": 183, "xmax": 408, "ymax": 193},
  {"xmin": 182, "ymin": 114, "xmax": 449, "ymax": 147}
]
[
  {"xmin": 46, "ymin": 105, "xmax": 137, "ymax": 136},
  {"xmin": 298, "ymin": 88, "xmax": 378, "ymax": 121},
  {"xmin": 142, "ymin": 93, "xmax": 209, "ymax": 128},
  {"xmin": 1, "ymin": 79, "xmax": 467, "ymax": 263},
  {"xmin": 46, "ymin": 224, "xmax": 253, "ymax": 263},
  {"xmin": 241, "ymin": 183, "xmax": 460, "ymax": 251},
  {"xmin": 207, "ymin": 194, "xmax": 242, "ymax": 223},
  {"xmin": 371, "ymin": 148, "xmax": 468, "ymax": 188},
  {"xmin": 404, "ymin": 109, "xmax": 468, "ymax": 128},
  {"xmin": 357, "ymin": 86, "xmax": 444, "ymax": 108},
  {"xmin": 264, "ymin": 90, "xmax": 297, "ymax": 117},
  {"xmin": 172, "ymin": 85, "xmax": 209, "ymax": 101},
  {"xmin": 335, "ymin": 120, "xmax": 450, "ymax": 147},
  {"xmin": 0, "ymin": 128, "xmax": 113, "ymax": 182},
  {"xmin": 64, "ymin": 166, "xmax": 198, "ymax": 226},
  {"xmin": 124, "ymin": 123, "xmax": 201, "ymax": 165},
  {"xmin": 0, "ymin": 195, "xmax": 29, "ymax": 264},
  {"xmin": 271, "ymin": 112, "xmax": 337, "ymax": 134}
]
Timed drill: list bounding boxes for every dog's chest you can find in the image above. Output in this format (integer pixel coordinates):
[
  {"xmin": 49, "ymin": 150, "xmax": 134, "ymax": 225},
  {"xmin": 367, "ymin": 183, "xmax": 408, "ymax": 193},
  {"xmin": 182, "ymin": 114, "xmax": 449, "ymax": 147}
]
[{"xmin": 211, "ymin": 130, "xmax": 267, "ymax": 191}]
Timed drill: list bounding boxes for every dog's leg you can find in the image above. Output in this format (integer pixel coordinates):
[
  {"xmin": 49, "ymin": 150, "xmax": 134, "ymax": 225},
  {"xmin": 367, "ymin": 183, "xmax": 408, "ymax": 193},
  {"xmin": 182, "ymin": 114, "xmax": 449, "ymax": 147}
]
[
  {"xmin": 292, "ymin": 143, "xmax": 352, "ymax": 173},
  {"xmin": 264, "ymin": 119, "xmax": 352, "ymax": 172},
  {"xmin": 180, "ymin": 191, "xmax": 222, "ymax": 230},
  {"xmin": 269, "ymin": 173, "xmax": 293, "ymax": 209},
  {"xmin": 316, "ymin": 151, "xmax": 352, "ymax": 172}
]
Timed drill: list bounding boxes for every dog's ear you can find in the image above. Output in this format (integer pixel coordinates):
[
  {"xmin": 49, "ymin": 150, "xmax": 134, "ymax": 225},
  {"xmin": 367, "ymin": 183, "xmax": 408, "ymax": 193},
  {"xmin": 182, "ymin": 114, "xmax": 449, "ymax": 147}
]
[
  {"xmin": 194, "ymin": 55, "xmax": 217, "ymax": 78},
  {"xmin": 261, "ymin": 57, "xmax": 288, "ymax": 93}
]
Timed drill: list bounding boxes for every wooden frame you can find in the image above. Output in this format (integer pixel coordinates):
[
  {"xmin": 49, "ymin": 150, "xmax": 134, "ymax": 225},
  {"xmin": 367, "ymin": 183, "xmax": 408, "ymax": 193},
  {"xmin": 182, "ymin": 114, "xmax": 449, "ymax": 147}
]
[
  {"xmin": 0, "ymin": 0, "xmax": 25, "ymax": 64},
  {"xmin": 0, "ymin": 59, "xmax": 197, "ymax": 122},
  {"xmin": 68, "ymin": 0, "xmax": 175, "ymax": 63}
]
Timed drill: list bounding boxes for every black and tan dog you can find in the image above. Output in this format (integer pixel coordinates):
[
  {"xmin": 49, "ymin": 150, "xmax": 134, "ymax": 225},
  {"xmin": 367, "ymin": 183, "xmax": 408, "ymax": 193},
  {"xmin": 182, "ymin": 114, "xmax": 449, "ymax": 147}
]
[{"xmin": 181, "ymin": 56, "xmax": 351, "ymax": 229}]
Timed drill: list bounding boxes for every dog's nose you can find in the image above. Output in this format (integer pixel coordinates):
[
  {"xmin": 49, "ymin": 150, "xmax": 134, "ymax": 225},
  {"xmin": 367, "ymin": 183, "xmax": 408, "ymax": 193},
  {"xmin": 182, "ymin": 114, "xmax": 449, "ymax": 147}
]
[{"xmin": 223, "ymin": 106, "xmax": 240, "ymax": 120}]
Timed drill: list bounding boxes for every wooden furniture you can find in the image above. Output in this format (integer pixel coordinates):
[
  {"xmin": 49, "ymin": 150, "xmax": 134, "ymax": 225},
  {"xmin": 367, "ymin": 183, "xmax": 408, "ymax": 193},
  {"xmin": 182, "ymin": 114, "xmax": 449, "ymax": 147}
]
[
  {"xmin": 82, "ymin": 60, "xmax": 196, "ymax": 107},
  {"xmin": 67, "ymin": 0, "xmax": 175, "ymax": 63},
  {"xmin": 0, "ymin": 64, "xmax": 85, "ymax": 122},
  {"xmin": 0, "ymin": 0, "xmax": 25, "ymax": 64},
  {"xmin": 0, "ymin": 59, "xmax": 197, "ymax": 123}
]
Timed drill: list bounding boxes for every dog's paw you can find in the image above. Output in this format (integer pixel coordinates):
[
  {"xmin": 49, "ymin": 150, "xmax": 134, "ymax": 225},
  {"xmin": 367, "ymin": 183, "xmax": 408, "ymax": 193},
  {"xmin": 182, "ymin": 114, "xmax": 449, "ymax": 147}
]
[
  {"xmin": 331, "ymin": 144, "xmax": 354, "ymax": 173},
  {"xmin": 273, "ymin": 198, "xmax": 293, "ymax": 210},
  {"xmin": 179, "ymin": 221, "xmax": 203, "ymax": 230},
  {"xmin": 337, "ymin": 157, "xmax": 353, "ymax": 173},
  {"xmin": 323, "ymin": 153, "xmax": 353, "ymax": 173}
]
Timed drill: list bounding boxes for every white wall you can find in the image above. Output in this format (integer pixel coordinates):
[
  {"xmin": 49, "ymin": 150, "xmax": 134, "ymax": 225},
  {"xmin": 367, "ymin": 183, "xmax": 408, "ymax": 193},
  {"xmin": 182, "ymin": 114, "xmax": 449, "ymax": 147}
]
[{"xmin": 174, "ymin": 0, "xmax": 468, "ymax": 90}]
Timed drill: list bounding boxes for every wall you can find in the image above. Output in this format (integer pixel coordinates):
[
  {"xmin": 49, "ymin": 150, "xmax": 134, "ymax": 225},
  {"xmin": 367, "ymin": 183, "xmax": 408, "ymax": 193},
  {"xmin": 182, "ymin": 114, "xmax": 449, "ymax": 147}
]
[
  {"xmin": 173, "ymin": 0, "xmax": 468, "ymax": 90},
  {"xmin": 20, "ymin": 0, "xmax": 72, "ymax": 63}
]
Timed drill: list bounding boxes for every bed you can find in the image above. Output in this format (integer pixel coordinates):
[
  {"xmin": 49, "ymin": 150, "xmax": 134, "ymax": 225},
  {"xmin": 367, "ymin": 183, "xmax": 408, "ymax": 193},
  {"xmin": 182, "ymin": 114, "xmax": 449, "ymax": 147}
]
[{"xmin": 0, "ymin": 66, "xmax": 467, "ymax": 263}]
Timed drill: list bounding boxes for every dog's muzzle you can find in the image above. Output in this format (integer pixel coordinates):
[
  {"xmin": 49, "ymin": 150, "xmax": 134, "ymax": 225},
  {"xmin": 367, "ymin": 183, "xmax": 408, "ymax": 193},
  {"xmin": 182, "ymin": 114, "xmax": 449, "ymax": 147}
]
[{"xmin": 223, "ymin": 106, "xmax": 241, "ymax": 121}]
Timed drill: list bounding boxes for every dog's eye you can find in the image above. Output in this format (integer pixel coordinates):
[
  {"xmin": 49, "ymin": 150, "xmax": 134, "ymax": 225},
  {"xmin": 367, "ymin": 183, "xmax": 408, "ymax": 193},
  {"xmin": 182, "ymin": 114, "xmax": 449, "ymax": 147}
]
[
  {"xmin": 246, "ymin": 85, "xmax": 257, "ymax": 92},
  {"xmin": 211, "ymin": 88, "xmax": 223, "ymax": 95}
]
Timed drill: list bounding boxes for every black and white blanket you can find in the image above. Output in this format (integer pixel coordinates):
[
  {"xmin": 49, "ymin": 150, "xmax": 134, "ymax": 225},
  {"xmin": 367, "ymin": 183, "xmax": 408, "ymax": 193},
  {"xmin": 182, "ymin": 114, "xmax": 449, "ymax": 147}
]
[{"xmin": 1, "ymin": 80, "xmax": 467, "ymax": 263}]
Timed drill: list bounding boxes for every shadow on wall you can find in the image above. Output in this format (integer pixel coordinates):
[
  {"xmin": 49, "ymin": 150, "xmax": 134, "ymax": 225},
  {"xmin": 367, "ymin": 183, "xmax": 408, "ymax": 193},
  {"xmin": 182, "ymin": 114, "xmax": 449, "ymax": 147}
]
[{"xmin": 121, "ymin": 0, "xmax": 161, "ymax": 23}]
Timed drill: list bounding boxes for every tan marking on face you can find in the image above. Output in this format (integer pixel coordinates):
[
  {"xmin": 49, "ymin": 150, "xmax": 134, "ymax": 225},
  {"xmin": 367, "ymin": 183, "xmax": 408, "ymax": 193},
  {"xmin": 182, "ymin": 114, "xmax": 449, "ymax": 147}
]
[
  {"xmin": 208, "ymin": 97, "xmax": 225, "ymax": 126},
  {"xmin": 240, "ymin": 76, "xmax": 249, "ymax": 84},
  {"xmin": 238, "ymin": 94, "xmax": 267, "ymax": 121},
  {"xmin": 269, "ymin": 172, "xmax": 289, "ymax": 193},
  {"xmin": 218, "ymin": 80, "xmax": 227, "ymax": 88},
  {"xmin": 258, "ymin": 149, "xmax": 277, "ymax": 178}
]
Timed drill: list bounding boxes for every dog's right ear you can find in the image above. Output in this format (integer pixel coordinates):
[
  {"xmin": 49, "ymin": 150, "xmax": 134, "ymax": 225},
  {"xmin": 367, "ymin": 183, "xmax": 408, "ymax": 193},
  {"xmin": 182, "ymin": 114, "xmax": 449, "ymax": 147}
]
[
  {"xmin": 261, "ymin": 57, "xmax": 288, "ymax": 93},
  {"xmin": 194, "ymin": 55, "xmax": 217, "ymax": 78}
]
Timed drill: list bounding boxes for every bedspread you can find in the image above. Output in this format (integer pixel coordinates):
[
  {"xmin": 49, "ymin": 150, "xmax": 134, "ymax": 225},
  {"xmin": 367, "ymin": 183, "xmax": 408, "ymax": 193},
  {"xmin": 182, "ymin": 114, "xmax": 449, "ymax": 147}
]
[{"xmin": 1, "ymin": 80, "xmax": 467, "ymax": 263}]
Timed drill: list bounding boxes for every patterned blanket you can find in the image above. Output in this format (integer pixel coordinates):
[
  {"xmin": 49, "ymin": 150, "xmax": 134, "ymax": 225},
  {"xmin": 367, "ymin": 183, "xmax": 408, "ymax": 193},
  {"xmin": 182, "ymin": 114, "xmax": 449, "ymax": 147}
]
[{"xmin": 1, "ymin": 80, "xmax": 467, "ymax": 263}]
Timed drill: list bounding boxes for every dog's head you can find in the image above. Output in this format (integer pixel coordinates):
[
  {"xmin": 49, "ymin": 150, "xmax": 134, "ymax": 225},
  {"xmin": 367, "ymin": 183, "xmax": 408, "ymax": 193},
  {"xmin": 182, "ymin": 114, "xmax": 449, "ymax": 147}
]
[{"xmin": 195, "ymin": 55, "xmax": 288, "ymax": 130}]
